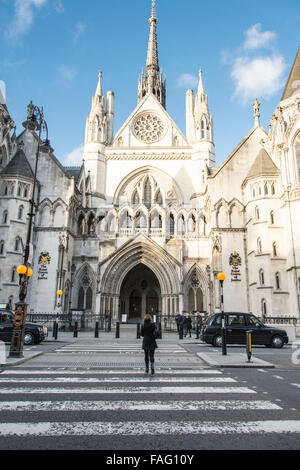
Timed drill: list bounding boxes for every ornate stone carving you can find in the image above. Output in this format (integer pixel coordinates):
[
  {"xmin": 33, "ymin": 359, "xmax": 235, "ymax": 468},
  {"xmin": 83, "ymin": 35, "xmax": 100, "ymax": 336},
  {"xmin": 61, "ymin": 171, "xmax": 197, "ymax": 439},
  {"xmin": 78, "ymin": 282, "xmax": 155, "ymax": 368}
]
[{"xmin": 133, "ymin": 112, "xmax": 165, "ymax": 143}]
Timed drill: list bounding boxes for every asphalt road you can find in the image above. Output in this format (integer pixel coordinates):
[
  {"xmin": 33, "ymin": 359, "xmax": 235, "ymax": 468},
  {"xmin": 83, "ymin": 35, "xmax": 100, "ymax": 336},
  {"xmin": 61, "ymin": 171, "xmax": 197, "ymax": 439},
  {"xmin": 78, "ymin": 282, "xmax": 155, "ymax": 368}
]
[{"xmin": 0, "ymin": 337, "xmax": 299, "ymax": 454}]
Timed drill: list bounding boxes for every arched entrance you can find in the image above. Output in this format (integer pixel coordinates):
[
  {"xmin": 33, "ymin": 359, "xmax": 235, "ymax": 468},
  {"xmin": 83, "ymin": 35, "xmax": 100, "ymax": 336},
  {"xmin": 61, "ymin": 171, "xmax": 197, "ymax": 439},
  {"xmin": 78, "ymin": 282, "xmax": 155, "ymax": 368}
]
[{"xmin": 120, "ymin": 264, "xmax": 161, "ymax": 322}]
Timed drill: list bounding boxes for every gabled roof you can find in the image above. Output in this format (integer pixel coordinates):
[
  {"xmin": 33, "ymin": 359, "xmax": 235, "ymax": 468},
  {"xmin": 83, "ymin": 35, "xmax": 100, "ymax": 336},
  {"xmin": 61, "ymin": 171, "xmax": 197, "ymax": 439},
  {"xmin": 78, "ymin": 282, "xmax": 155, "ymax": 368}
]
[
  {"xmin": 1, "ymin": 148, "xmax": 34, "ymax": 179},
  {"xmin": 111, "ymin": 91, "xmax": 189, "ymax": 147},
  {"xmin": 64, "ymin": 166, "xmax": 81, "ymax": 183},
  {"xmin": 281, "ymin": 46, "xmax": 300, "ymax": 101},
  {"xmin": 245, "ymin": 148, "xmax": 279, "ymax": 180}
]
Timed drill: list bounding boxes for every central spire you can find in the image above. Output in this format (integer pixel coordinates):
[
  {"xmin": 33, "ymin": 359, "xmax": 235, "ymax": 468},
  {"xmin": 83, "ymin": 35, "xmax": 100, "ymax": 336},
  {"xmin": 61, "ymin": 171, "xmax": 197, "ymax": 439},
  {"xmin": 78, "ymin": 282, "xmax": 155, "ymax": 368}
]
[
  {"xmin": 146, "ymin": 0, "xmax": 159, "ymax": 71},
  {"xmin": 138, "ymin": 0, "xmax": 166, "ymax": 108}
]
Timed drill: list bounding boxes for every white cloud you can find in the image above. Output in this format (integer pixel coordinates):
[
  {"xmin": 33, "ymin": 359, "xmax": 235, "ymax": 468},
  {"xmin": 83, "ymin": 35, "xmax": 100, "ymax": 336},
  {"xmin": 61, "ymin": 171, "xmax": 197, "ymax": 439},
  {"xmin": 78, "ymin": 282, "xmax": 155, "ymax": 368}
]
[
  {"xmin": 231, "ymin": 54, "xmax": 286, "ymax": 104},
  {"xmin": 73, "ymin": 21, "xmax": 87, "ymax": 44},
  {"xmin": 176, "ymin": 73, "xmax": 198, "ymax": 89},
  {"xmin": 58, "ymin": 65, "xmax": 77, "ymax": 81},
  {"xmin": 62, "ymin": 144, "xmax": 84, "ymax": 166},
  {"xmin": 7, "ymin": 0, "xmax": 47, "ymax": 40},
  {"xmin": 54, "ymin": 0, "xmax": 64, "ymax": 14},
  {"xmin": 244, "ymin": 23, "xmax": 276, "ymax": 51},
  {"xmin": 225, "ymin": 23, "xmax": 286, "ymax": 105}
]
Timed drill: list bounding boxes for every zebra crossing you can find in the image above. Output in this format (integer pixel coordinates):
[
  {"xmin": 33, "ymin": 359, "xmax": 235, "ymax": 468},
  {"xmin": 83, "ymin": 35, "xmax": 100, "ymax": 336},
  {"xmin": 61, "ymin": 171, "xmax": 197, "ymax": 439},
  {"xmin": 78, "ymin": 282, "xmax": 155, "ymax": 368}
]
[
  {"xmin": 54, "ymin": 341, "xmax": 188, "ymax": 354},
  {"xmin": 0, "ymin": 365, "xmax": 300, "ymax": 448}
]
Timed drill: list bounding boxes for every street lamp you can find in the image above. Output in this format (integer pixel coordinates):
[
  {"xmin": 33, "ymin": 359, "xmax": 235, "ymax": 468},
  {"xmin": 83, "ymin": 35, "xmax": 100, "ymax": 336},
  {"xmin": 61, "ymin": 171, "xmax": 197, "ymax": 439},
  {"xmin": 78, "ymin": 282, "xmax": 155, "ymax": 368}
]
[
  {"xmin": 9, "ymin": 102, "xmax": 51, "ymax": 358},
  {"xmin": 217, "ymin": 272, "xmax": 227, "ymax": 356},
  {"xmin": 68, "ymin": 264, "xmax": 76, "ymax": 329}
]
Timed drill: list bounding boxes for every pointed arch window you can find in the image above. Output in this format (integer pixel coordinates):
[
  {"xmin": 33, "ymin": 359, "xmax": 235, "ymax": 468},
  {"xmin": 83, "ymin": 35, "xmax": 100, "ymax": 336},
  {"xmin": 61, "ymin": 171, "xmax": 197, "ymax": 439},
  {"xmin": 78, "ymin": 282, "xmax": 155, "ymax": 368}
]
[
  {"xmin": 18, "ymin": 205, "xmax": 24, "ymax": 220},
  {"xmin": 259, "ymin": 269, "xmax": 265, "ymax": 286},
  {"xmin": 272, "ymin": 242, "xmax": 278, "ymax": 257},
  {"xmin": 261, "ymin": 299, "xmax": 267, "ymax": 319},
  {"xmin": 132, "ymin": 190, "xmax": 140, "ymax": 205},
  {"xmin": 144, "ymin": 177, "xmax": 152, "ymax": 208},
  {"xmin": 155, "ymin": 190, "xmax": 162, "ymax": 205},
  {"xmin": 11, "ymin": 266, "xmax": 17, "ymax": 283},
  {"xmin": 77, "ymin": 214, "xmax": 85, "ymax": 235},
  {"xmin": 255, "ymin": 205, "xmax": 260, "ymax": 220},
  {"xmin": 270, "ymin": 211, "xmax": 275, "ymax": 225},
  {"xmin": 271, "ymin": 183, "xmax": 275, "ymax": 195},
  {"xmin": 169, "ymin": 213, "xmax": 174, "ymax": 236},
  {"xmin": 257, "ymin": 237, "xmax": 262, "ymax": 253},
  {"xmin": 0, "ymin": 241, "xmax": 4, "ymax": 255},
  {"xmin": 14, "ymin": 237, "xmax": 22, "ymax": 252},
  {"xmin": 275, "ymin": 272, "xmax": 280, "ymax": 289},
  {"xmin": 2, "ymin": 210, "xmax": 8, "ymax": 224}
]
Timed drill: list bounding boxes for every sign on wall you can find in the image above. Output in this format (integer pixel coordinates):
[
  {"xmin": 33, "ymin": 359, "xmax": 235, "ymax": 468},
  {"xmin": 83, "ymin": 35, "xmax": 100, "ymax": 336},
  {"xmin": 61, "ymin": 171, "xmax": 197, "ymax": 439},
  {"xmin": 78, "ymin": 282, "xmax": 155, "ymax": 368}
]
[
  {"xmin": 38, "ymin": 250, "xmax": 51, "ymax": 280},
  {"xmin": 229, "ymin": 251, "xmax": 242, "ymax": 281}
]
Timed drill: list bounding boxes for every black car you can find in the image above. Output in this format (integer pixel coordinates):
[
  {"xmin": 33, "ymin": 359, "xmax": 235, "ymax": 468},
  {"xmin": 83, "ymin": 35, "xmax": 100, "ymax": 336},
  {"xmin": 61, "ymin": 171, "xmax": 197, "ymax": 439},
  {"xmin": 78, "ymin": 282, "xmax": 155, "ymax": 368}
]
[
  {"xmin": 0, "ymin": 309, "xmax": 48, "ymax": 345},
  {"xmin": 200, "ymin": 312, "xmax": 289, "ymax": 348}
]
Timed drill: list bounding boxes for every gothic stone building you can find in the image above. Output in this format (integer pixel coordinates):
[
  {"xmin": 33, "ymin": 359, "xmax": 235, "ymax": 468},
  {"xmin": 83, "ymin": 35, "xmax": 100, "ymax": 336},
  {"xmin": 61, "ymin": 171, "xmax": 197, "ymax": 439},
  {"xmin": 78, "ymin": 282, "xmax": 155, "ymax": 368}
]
[{"xmin": 0, "ymin": 5, "xmax": 300, "ymax": 323}]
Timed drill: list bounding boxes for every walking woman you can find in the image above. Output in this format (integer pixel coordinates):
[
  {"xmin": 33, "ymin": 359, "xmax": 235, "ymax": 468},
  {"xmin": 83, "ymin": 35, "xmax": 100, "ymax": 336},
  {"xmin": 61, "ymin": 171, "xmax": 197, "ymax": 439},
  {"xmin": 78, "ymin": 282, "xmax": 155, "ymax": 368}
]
[{"xmin": 141, "ymin": 313, "xmax": 158, "ymax": 375}]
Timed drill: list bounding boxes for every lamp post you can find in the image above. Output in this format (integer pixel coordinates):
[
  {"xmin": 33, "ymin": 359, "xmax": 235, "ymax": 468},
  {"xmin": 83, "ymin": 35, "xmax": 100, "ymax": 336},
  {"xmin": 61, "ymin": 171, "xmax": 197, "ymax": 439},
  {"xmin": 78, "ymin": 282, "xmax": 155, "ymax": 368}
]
[
  {"xmin": 68, "ymin": 264, "xmax": 76, "ymax": 330},
  {"xmin": 9, "ymin": 102, "xmax": 51, "ymax": 358},
  {"xmin": 217, "ymin": 272, "xmax": 227, "ymax": 356}
]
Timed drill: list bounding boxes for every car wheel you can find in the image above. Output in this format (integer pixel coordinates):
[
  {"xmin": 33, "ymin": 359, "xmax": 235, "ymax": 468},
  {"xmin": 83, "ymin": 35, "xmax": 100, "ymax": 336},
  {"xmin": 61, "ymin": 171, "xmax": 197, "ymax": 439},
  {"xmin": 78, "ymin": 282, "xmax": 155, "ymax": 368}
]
[
  {"xmin": 271, "ymin": 335, "xmax": 284, "ymax": 349},
  {"xmin": 213, "ymin": 335, "xmax": 222, "ymax": 347},
  {"xmin": 24, "ymin": 332, "xmax": 35, "ymax": 345}
]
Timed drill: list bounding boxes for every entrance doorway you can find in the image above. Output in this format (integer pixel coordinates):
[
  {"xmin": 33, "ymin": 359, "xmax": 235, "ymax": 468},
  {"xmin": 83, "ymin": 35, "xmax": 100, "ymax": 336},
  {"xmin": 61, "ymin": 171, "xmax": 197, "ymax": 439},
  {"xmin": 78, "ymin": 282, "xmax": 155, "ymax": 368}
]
[{"xmin": 120, "ymin": 264, "xmax": 161, "ymax": 322}]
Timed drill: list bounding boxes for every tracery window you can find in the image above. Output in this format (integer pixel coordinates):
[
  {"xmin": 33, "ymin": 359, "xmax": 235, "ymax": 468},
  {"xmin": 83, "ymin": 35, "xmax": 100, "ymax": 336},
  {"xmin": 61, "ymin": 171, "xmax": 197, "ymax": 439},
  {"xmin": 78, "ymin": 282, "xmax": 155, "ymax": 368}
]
[{"xmin": 144, "ymin": 177, "xmax": 152, "ymax": 208}]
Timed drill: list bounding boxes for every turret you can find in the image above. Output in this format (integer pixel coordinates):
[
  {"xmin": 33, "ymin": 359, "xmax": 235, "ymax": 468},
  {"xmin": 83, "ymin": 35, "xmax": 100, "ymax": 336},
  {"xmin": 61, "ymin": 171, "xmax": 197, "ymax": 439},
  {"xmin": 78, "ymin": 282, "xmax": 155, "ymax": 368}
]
[
  {"xmin": 84, "ymin": 72, "xmax": 114, "ymax": 203},
  {"xmin": 186, "ymin": 69, "xmax": 215, "ymax": 167}
]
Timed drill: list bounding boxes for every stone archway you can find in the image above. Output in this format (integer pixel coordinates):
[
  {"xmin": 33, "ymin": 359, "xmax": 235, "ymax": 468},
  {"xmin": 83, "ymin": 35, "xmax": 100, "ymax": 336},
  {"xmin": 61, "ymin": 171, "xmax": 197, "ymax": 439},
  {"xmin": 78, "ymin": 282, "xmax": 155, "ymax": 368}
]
[
  {"xmin": 99, "ymin": 240, "xmax": 181, "ymax": 320},
  {"xmin": 120, "ymin": 264, "xmax": 161, "ymax": 322}
]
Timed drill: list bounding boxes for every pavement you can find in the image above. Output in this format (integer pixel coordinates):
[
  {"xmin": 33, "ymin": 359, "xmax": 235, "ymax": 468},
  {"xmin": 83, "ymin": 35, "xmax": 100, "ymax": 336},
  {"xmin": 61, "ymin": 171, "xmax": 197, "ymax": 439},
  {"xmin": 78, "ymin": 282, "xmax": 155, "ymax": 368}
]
[{"xmin": 0, "ymin": 327, "xmax": 276, "ymax": 369}]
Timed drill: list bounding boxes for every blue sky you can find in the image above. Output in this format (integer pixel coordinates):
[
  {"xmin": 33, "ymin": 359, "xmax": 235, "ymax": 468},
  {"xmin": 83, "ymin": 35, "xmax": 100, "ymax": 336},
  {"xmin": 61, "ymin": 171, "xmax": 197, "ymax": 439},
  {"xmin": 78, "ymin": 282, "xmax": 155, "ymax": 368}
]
[{"xmin": 0, "ymin": 0, "xmax": 299, "ymax": 167}]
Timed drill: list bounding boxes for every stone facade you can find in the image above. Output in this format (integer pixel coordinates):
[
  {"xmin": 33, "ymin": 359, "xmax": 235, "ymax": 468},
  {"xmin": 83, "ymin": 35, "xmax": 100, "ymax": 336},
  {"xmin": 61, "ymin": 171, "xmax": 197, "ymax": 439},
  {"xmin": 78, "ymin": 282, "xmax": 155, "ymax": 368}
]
[{"xmin": 0, "ymin": 6, "xmax": 300, "ymax": 322}]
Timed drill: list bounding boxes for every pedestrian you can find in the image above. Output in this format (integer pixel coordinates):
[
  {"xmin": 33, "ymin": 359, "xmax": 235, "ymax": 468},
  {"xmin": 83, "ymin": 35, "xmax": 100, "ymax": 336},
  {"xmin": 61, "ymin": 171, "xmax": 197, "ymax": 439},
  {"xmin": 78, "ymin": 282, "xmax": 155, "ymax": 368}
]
[
  {"xmin": 195, "ymin": 312, "xmax": 202, "ymax": 339},
  {"xmin": 182, "ymin": 313, "xmax": 188, "ymax": 337},
  {"xmin": 187, "ymin": 313, "xmax": 192, "ymax": 338},
  {"xmin": 141, "ymin": 313, "xmax": 158, "ymax": 375},
  {"xmin": 175, "ymin": 312, "xmax": 181, "ymax": 333}
]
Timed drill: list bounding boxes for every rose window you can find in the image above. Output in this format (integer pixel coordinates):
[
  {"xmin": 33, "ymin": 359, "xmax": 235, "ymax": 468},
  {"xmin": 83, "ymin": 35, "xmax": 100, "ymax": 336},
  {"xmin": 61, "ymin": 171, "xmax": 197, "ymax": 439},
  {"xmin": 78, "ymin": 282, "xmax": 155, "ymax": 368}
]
[{"xmin": 133, "ymin": 113, "xmax": 165, "ymax": 143}]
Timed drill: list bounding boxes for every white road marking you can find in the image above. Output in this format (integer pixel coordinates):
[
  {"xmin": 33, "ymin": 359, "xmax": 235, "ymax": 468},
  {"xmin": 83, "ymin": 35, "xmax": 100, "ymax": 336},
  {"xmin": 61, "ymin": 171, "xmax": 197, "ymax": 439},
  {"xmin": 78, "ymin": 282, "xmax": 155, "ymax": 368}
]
[
  {"xmin": 0, "ymin": 376, "xmax": 236, "ymax": 383},
  {"xmin": 0, "ymin": 400, "xmax": 282, "ymax": 412},
  {"xmin": 1, "ymin": 420, "xmax": 300, "ymax": 436},
  {"xmin": 0, "ymin": 386, "xmax": 256, "ymax": 394},
  {"xmin": 0, "ymin": 369, "xmax": 222, "ymax": 375}
]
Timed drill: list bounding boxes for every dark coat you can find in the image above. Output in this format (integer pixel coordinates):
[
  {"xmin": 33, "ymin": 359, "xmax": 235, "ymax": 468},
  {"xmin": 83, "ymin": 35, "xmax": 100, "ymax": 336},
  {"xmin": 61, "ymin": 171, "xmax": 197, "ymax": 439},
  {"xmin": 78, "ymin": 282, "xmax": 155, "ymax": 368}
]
[{"xmin": 141, "ymin": 320, "xmax": 158, "ymax": 350}]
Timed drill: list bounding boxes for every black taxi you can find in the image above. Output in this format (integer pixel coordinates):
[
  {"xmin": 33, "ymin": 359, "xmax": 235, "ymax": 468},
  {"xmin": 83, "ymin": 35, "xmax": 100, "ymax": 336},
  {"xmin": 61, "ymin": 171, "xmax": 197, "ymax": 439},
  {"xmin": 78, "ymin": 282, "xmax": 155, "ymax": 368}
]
[{"xmin": 200, "ymin": 312, "xmax": 289, "ymax": 348}]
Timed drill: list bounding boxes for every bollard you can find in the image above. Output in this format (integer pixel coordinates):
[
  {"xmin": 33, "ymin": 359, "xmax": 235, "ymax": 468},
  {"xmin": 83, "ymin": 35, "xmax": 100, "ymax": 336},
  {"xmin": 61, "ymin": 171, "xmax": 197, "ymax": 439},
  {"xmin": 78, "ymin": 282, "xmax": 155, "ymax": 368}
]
[
  {"xmin": 115, "ymin": 321, "xmax": 120, "ymax": 338},
  {"xmin": 95, "ymin": 321, "xmax": 99, "ymax": 338},
  {"xmin": 73, "ymin": 321, "xmax": 78, "ymax": 338},
  {"xmin": 246, "ymin": 330, "xmax": 252, "ymax": 362},
  {"xmin": 158, "ymin": 321, "xmax": 162, "ymax": 339},
  {"xmin": 54, "ymin": 316, "xmax": 59, "ymax": 340},
  {"xmin": 137, "ymin": 322, "xmax": 141, "ymax": 339}
]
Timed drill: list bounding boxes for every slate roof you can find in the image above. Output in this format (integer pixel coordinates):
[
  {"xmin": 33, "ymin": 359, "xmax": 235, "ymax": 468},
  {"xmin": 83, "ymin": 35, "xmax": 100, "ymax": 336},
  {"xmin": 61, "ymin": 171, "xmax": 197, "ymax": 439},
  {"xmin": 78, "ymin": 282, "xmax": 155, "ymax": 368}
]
[
  {"xmin": 1, "ymin": 148, "xmax": 34, "ymax": 179},
  {"xmin": 281, "ymin": 46, "xmax": 300, "ymax": 101},
  {"xmin": 246, "ymin": 148, "xmax": 279, "ymax": 180},
  {"xmin": 64, "ymin": 166, "xmax": 81, "ymax": 183}
]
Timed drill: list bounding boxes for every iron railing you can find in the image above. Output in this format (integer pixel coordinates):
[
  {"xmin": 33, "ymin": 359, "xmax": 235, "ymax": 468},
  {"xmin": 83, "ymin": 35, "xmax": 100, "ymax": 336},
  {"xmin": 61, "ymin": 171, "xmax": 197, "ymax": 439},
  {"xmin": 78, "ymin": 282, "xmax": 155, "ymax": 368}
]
[{"xmin": 26, "ymin": 312, "xmax": 300, "ymax": 332}]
